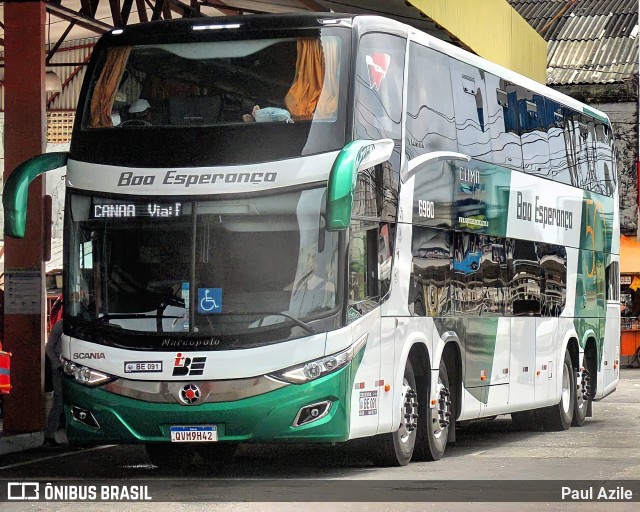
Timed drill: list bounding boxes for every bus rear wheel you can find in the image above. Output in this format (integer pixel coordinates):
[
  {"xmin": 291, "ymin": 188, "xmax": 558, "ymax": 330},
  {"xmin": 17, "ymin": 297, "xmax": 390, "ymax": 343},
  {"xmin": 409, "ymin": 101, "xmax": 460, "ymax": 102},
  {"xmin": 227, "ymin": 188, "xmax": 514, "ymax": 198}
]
[
  {"xmin": 572, "ymin": 368, "xmax": 590, "ymax": 427},
  {"xmin": 422, "ymin": 359, "xmax": 451, "ymax": 461},
  {"xmin": 540, "ymin": 351, "xmax": 575, "ymax": 431},
  {"xmin": 372, "ymin": 360, "xmax": 418, "ymax": 466}
]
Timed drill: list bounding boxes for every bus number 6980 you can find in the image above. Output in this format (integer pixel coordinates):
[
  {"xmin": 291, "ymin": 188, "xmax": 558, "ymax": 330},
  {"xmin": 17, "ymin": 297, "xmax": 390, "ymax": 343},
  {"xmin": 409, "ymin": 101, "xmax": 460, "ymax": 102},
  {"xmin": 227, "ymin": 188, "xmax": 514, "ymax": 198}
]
[{"xmin": 418, "ymin": 200, "xmax": 435, "ymax": 219}]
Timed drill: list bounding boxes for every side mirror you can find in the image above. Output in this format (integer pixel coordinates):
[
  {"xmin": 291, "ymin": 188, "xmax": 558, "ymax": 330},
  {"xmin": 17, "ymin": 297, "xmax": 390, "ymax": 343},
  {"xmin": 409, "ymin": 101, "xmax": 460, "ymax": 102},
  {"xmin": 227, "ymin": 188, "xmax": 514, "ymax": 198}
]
[
  {"xmin": 3, "ymin": 152, "xmax": 68, "ymax": 238},
  {"xmin": 326, "ymin": 139, "xmax": 394, "ymax": 231}
]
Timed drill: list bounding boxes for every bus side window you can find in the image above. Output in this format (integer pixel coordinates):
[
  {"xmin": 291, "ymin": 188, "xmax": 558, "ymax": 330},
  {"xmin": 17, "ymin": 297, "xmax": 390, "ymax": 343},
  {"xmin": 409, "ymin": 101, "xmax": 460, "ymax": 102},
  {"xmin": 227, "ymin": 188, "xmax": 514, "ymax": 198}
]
[
  {"xmin": 348, "ymin": 220, "xmax": 394, "ymax": 322},
  {"xmin": 606, "ymin": 261, "xmax": 619, "ymax": 301},
  {"xmin": 410, "ymin": 227, "xmax": 450, "ymax": 317},
  {"xmin": 354, "ymin": 33, "xmax": 405, "ymax": 142},
  {"xmin": 449, "ymin": 60, "xmax": 491, "ymax": 161},
  {"xmin": 406, "ymin": 43, "xmax": 457, "ymax": 156}
]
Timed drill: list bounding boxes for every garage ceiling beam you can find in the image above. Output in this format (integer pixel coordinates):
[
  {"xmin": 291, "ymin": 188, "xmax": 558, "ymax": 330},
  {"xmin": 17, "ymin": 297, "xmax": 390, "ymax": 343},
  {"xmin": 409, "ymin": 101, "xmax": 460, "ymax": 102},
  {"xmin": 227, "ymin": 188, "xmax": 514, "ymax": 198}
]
[
  {"xmin": 206, "ymin": 0, "xmax": 242, "ymax": 16},
  {"xmin": 80, "ymin": 0, "xmax": 100, "ymax": 16},
  {"xmin": 45, "ymin": 1, "xmax": 111, "ymax": 34},
  {"xmin": 46, "ymin": 20, "xmax": 77, "ymax": 64},
  {"xmin": 109, "ymin": 0, "xmax": 124, "ymax": 27},
  {"xmin": 121, "ymin": 0, "xmax": 135, "ymax": 25},
  {"xmin": 47, "ymin": 53, "xmax": 93, "ymax": 107},
  {"xmin": 163, "ymin": 0, "xmax": 173, "ymax": 19},
  {"xmin": 296, "ymin": 0, "xmax": 325, "ymax": 10},
  {"xmin": 151, "ymin": 0, "xmax": 165, "ymax": 20},
  {"xmin": 137, "ymin": 0, "xmax": 150, "ymax": 22},
  {"xmin": 199, "ymin": 0, "xmax": 263, "ymax": 15}
]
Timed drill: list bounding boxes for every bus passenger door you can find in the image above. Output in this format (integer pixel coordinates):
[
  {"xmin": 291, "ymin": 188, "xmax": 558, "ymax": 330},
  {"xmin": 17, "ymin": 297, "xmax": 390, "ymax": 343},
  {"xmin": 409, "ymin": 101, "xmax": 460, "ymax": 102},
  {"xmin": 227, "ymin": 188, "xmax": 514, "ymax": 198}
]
[
  {"xmin": 343, "ymin": 309, "xmax": 382, "ymax": 440},
  {"xmin": 535, "ymin": 317, "xmax": 559, "ymax": 407},
  {"xmin": 602, "ymin": 259, "xmax": 620, "ymax": 396},
  {"xmin": 509, "ymin": 317, "xmax": 536, "ymax": 410},
  {"xmin": 344, "ymin": 220, "xmax": 390, "ymax": 439}
]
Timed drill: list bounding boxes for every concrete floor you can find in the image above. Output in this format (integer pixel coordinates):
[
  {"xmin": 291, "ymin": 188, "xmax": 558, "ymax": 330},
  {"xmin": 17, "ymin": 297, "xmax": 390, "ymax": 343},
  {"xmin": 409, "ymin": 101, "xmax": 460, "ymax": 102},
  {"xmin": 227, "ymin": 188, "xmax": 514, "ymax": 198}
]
[{"xmin": 1, "ymin": 369, "xmax": 639, "ymax": 511}]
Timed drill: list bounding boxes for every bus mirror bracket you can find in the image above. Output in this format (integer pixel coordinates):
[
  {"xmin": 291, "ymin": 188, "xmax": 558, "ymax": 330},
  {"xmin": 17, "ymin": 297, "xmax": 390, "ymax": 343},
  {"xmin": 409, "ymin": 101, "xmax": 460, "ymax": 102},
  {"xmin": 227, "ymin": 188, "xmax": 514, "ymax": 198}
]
[
  {"xmin": 402, "ymin": 152, "xmax": 471, "ymax": 183},
  {"xmin": 3, "ymin": 152, "xmax": 69, "ymax": 239},
  {"xmin": 326, "ymin": 139, "xmax": 394, "ymax": 231}
]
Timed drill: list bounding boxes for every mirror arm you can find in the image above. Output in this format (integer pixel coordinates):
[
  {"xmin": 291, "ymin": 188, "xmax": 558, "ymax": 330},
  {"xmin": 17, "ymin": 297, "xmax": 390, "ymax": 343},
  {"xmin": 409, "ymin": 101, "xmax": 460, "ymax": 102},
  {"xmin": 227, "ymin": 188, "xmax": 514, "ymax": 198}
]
[
  {"xmin": 326, "ymin": 139, "xmax": 394, "ymax": 231},
  {"xmin": 3, "ymin": 152, "xmax": 69, "ymax": 238}
]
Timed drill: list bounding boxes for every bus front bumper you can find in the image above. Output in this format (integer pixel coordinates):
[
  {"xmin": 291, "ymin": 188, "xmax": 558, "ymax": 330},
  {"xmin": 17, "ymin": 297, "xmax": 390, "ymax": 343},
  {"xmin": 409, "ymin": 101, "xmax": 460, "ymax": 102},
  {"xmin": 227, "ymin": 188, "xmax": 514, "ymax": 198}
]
[{"xmin": 63, "ymin": 366, "xmax": 355, "ymax": 446}]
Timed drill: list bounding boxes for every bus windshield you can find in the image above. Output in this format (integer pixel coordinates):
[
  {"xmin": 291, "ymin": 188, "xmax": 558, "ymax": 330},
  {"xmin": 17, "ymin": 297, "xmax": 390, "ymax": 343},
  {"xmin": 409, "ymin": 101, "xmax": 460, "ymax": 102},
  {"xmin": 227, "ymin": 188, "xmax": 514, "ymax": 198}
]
[
  {"xmin": 65, "ymin": 187, "xmax": 341, "ymax": 348},
  {"xmin": 75, "ymin": 32, "xmax": 348, "ymax": 166}
]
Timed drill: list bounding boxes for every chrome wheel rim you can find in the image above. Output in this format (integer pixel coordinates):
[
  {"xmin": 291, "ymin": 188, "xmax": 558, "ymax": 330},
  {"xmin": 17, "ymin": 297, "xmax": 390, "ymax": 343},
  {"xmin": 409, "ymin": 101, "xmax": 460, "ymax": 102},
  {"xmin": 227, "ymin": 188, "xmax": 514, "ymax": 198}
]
[
  {"xmin": 433, "ymin": 376, "xmax": 450, "ymax": 439},
  {"xmin": 399, "ymin": 378, "xmax": 418, "ymax": 443},
  {"xmin": 561, "ymin": 363, "xmax": 571, "ymax": 414}
]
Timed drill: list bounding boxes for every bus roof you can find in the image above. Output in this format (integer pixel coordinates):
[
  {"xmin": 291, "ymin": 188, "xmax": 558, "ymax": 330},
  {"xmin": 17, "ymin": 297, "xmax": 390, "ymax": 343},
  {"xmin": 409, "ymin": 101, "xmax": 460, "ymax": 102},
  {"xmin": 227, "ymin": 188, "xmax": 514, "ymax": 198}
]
[
  {"xmin": 411, "ymin": 28, "xmax": 611, "ymax": 125},
  {"xmin": 98, "ymin": 12, "xmax": 610, "ymax": 126}
]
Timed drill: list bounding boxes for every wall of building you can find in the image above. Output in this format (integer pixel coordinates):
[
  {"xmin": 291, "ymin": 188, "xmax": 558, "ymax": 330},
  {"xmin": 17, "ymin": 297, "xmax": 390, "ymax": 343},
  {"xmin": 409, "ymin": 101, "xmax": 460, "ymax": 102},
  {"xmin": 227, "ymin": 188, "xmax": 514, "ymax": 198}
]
[
  {"xmin": 554, "ymin": 81, "xmax": 639, "ymax": 235},
  {"xmin": 409, "ymin": 0, "xmax": 547, "ymax": 82},
  {"xmin": 595, "ymin": 101, "xmax": 639, "ymax": 235}
]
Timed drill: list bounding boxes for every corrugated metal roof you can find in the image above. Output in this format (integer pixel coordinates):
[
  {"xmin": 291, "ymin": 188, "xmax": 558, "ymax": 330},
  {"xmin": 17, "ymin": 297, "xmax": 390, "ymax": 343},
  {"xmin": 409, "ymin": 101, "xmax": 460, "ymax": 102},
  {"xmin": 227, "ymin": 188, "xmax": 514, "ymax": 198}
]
[
  {"xmin": 553, "ymin": 13, "xmax": 638, "ymax": 41},
  {"xmin": 547, "ymin": 36, "xmax": 638, "ymax": 84},
  {"xmin": 508, "ymin": 0, "xmax": 638, "ymax": 84},
  {"xmin": 509, "ymin": 0, "xmax": 638, "ymax": 38},
  {"xmin": 510, "ymin": 0, "xmax": 637, "ymax": 21}
]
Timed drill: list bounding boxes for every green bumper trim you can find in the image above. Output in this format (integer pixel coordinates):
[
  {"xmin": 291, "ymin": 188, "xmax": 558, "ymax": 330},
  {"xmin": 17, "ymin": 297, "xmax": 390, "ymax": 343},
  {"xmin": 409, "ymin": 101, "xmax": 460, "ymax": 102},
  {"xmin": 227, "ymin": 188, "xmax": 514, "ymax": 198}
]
[{"xmin": 64, "ymin": 359, "xmax": 363, "ymax": 446}]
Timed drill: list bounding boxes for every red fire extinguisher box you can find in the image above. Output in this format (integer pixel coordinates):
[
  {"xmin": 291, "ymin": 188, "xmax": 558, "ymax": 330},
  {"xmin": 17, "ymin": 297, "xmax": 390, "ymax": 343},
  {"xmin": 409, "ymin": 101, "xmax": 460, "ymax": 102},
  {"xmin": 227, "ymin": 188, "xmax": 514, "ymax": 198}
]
[{"xmin": 0, "ymin": 350, "xmax": 11, "ymax": 394}]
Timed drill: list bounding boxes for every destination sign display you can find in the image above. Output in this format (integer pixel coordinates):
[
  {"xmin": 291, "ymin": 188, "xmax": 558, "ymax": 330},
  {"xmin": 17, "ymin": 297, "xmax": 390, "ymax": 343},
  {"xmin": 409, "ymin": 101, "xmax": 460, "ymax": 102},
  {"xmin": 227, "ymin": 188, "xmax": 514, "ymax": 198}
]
[{"xmin": 89, "ymin": 200, "xmax": 184, "ymax": 219}]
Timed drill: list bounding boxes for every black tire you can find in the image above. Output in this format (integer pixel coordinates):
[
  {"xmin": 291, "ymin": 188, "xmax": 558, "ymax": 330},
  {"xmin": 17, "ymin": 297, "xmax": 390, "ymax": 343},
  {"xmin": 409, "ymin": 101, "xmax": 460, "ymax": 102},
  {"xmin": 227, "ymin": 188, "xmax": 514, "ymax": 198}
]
[
  {"xmin": 145, "ymin": 444, "xmax": 199, "ymax": 470},
  {"xmin": 572, "ymin": 366, "xmax": 590, "ymax": 427},
  {"xmin": 511, "ymin": 410, "xmax": 536, "ymax": 431},
  {"xmin": 198, "ymin": 443, "xmax": 238, "ymax": 472},
  {"xmin": 372, "ymin": 360, "xmax": 418, "ymax": 466},
  {"xmin": 540, "ymin": 351, "xmax": 575, "ymax": 431},
  {"xmin": 422, "ymin": 359, "xmax": 451, "ymax": 461}
]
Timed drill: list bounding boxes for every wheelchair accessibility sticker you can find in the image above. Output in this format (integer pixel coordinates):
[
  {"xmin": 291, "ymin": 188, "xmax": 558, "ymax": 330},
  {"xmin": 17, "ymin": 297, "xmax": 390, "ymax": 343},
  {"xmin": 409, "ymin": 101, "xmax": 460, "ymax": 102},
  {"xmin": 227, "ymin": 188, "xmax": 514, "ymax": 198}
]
[{"xmin": 198, "ymin": 288, "xmax": 222, "ymax": 314}]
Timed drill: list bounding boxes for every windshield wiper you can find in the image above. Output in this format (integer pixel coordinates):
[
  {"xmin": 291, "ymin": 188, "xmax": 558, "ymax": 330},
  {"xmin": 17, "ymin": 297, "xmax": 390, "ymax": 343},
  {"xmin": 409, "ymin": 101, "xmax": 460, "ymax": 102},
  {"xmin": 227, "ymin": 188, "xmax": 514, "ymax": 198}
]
[
  {"xmin": 229, "ymin": 311, "xmax": 316, "ymax": 335},
  {"xmin": 93, "ymin": 312, "xmax": 184, "ymax": 323},
  {"xmin": 267, "ymin": 312, "xmax": 316, "ymax": 335}
]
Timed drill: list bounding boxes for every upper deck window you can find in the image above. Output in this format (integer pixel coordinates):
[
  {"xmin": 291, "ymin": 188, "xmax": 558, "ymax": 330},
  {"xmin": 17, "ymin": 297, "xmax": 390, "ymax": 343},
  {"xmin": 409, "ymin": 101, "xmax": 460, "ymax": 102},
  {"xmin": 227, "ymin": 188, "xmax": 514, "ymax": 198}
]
[
  {"xmin": 83, "ymin": 36, "xmax": 342, "ymax": 129},
  {"xmin": 73, "ymin": 28, "xmax": 349, "ymax": 167}
]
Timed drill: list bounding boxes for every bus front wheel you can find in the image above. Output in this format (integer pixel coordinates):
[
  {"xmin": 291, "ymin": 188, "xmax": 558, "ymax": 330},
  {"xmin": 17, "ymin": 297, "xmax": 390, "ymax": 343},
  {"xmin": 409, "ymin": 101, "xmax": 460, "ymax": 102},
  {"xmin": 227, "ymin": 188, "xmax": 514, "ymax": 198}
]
[
  {"xmin": 145, "ymin": 443, "xmax": 198, "ymax": 471},
  {"xmin": 199, "ymin": 443, "xmax": 238, "ymax": 472},
  {"xmin": 146, "ymin": 443, "xmax": 237, "ymax": 472},
  {"xmin": 372, "ymin": 360, "xmax": 418, "ymax": 466}
]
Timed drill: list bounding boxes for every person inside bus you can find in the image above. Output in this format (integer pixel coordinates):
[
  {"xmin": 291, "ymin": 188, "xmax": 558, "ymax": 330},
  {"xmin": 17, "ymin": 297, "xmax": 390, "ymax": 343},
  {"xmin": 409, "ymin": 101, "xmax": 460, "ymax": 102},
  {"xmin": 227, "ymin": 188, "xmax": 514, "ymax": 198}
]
[{"xmin": 123, "ymin": 99, "xmax": 153, "ymax": 126}]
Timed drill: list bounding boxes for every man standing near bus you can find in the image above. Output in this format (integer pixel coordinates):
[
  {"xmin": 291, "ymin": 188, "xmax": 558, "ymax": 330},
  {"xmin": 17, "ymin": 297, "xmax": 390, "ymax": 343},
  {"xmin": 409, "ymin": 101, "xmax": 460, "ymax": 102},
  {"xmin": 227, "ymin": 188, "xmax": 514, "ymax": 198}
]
[{"xmin": 44, "ymin": 320, "xmax": 65, "ymax": 447}]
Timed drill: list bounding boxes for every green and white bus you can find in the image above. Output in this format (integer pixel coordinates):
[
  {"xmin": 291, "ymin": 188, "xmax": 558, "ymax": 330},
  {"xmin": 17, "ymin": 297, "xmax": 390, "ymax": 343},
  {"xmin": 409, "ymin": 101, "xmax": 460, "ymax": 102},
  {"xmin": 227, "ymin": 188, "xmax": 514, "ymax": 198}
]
[{"xmin": 4, "ymin": 13, "xmax": 619, "ymax": 467}]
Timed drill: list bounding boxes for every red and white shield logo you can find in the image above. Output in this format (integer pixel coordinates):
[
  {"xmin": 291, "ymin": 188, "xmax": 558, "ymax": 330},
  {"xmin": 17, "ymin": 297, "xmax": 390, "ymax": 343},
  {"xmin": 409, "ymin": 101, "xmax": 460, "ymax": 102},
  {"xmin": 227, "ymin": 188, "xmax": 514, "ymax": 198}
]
[
  {"xmin": 179, "ymin": 383, "xmax": 201, "ymax": 405},
  {"xmin": 366, "ymin": 52, "xmax": 391, "ymax": 91}
]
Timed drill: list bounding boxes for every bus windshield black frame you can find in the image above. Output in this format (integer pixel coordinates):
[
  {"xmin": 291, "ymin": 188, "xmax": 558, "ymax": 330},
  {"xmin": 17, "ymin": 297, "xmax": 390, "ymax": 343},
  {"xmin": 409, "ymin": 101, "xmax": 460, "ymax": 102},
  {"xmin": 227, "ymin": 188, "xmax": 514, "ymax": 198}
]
[
  {"xmin": 63, "ymin": 186, "xmax": 346, "ymax": 350},
  {"xmin": 71, "ymin": 21, "xmax": 351, "ymax": 168}
]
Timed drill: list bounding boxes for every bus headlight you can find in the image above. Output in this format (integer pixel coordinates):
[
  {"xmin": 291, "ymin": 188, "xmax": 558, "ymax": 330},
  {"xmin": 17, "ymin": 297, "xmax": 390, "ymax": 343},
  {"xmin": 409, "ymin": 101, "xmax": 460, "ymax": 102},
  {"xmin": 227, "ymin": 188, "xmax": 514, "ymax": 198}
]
[
  {"xmin": 62, "ymin": 358, "xmax": 114, "ymax": 387},
  {"xmin": 268, "ymin": 333, "xmax": 367, "ymax": 384}
]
